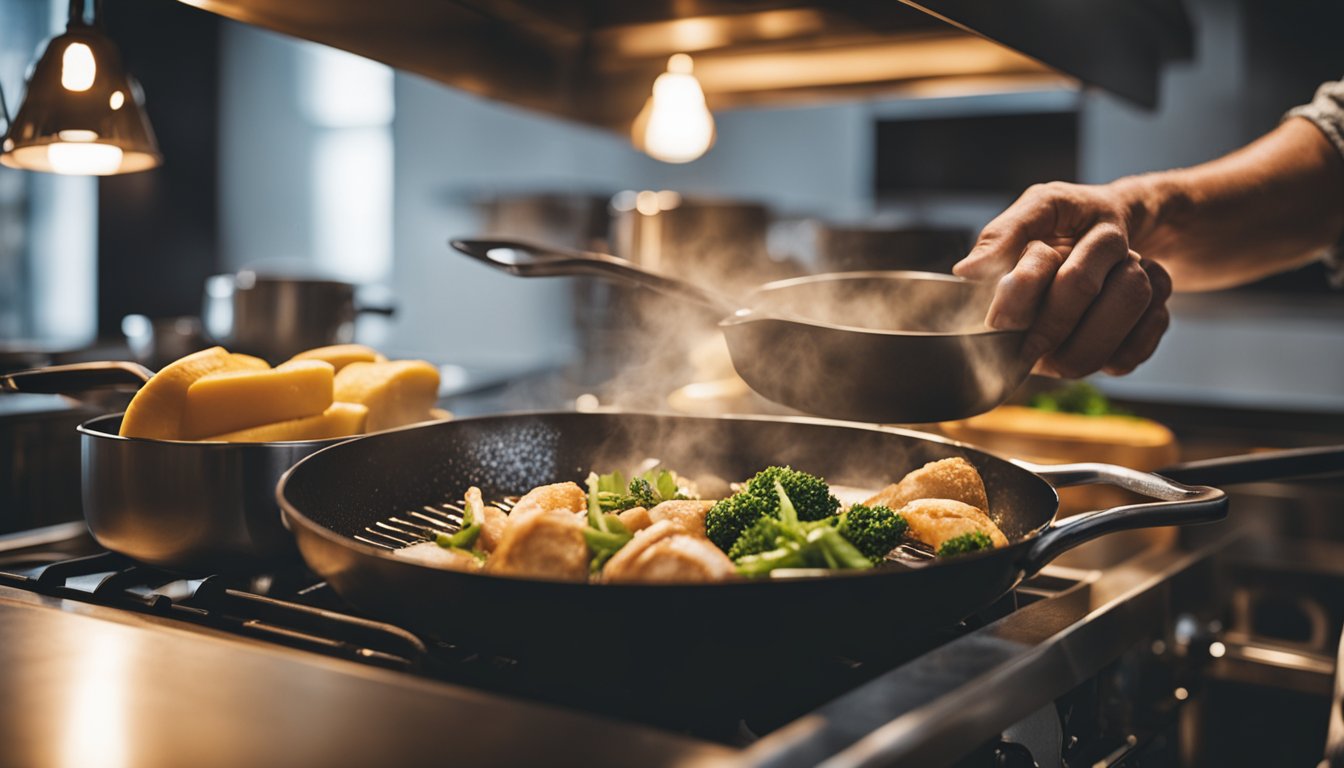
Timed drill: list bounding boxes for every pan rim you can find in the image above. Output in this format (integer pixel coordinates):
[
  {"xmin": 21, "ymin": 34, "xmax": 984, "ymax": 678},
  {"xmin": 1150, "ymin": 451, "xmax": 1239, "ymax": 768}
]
[
  {"xmin": 275, "ymin": 409, "xmax": 1057, "ymax": 588},
  {"xmin": 78, "ymin": 412, "xmax": 364, "ymax": 448},
  {"xmin": 722, "ymin": 270, "xmax": 1022, "ymax": 340}
]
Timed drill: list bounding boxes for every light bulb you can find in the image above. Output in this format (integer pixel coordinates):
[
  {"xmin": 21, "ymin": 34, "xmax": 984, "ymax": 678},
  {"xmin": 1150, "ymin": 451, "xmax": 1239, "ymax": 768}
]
[
  {"xmin": 46, "ymin": 142, "xmax": 124, "ymax": 175},
  {"xmin": 633, "ymin": 54, "xmax": 715, "ymax": 164},
  {"xmin": 61, "ymin": 42, "xmax": 97, "ymax": 92}
]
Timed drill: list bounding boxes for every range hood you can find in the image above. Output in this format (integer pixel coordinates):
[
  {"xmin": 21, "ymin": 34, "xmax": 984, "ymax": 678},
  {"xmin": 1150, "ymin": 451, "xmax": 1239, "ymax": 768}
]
[{"xmin": 176, "ymin": 0, "xmax": 1192, "ymax": 129}]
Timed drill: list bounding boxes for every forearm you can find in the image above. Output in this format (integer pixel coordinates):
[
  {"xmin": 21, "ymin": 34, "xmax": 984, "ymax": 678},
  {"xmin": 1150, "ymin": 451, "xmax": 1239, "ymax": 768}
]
[{"xmin": 1114, "ymin": 118, "xmax": 1344, "ymax": 291}]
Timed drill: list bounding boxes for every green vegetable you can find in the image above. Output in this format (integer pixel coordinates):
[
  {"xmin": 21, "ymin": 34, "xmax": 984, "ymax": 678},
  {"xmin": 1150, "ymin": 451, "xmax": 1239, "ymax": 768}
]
[
  {"xmin": 937, "ymin": 531, "xmax": 994, "ymax": 557},
  {"xmin": 838, "ymin": 504, "xmax": 908, "ymax": 563},
  {"xmin": 731, "ymin": 480, "xmax": 871, "ymax": 577},
  {"xmin": 592, "ymin": 468, "xmax": 688, "ymax": 513},
  {"xmin": 728, "ymin": 516, "xmax": 790, "ymax": 560},
  {"xmin": 1029, "ymin": 382, "xmax": 1130, "ymax": 416},
  {"xmin": 705, "ymin": 465, "xmax": 839, "ymax": 551},
  {"xmin": 585, "ymin": 472, "xmax": 634, "ymax": 572},
  {"xmin": 434, "ymin": 494, "xmax": 483, "ymax": 550}
]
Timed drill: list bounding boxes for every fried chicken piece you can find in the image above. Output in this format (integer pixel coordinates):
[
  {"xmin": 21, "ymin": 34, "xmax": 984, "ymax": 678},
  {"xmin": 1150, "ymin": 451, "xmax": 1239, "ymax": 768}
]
[
  {"xmin": 897, "ymin": 498, "xmax": 1009, "ymax": 551},
  {"xmin": 602, "ymin": 520, "xmax": 736, "ymax": 584},
  {"xmin": 618, "ymin": 506, "xmax": 653, "ymax": 533},
  {"xmin": 508, "ymin": 481, "xmax": 587, "ymax": 523},
  {"xmin": 646, "ymin": 499, "xmax": 714, "ymax": 539},
  {"xmin": 865, "ymin": 458, "xmax": 990, "ymax": 513},
  {"xmin": 393, "ymin": 541, "xmax": 482, "ymax": 572},
  {"xmin": 464, "ymin": 486, "xmax": 509, "ymax": 554},
  {"xmin": 487, "ymin": 509, "xmax": 589, "ymax": 581}
]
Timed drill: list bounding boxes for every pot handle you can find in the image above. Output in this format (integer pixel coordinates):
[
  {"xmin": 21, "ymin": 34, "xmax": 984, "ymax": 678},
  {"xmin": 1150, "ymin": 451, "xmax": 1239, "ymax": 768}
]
[
  {"xmin": 0, "ymin": 361, "xmax": 153, "ymax": 395},
  {"xmin": 1015, "ymin": 460, "xmax": 1227, "ymax": 575}
]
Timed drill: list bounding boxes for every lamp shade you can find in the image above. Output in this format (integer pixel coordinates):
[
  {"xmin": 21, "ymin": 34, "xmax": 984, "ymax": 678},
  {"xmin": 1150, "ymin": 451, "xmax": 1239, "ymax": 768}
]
[{"xmin": 1, "ymin": 26, "xmax": 161, "ymax": 175}]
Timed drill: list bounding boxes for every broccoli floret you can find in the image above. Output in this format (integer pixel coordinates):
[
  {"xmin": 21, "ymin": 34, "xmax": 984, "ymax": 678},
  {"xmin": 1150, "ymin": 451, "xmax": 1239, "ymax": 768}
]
[
  {"xmin": 706, "ymin": 493, "xmax": 771, "ymax": 551},
  {"xmin": 730, "ymin": 480, "xmax": 871, "ymax": 577},
  {"xmin": 742, "ymin": 466, "xmax": 839, "ymax": 522},
  {"xmin": 839, "ymin": 504, "xmax": 908, "ymax": 564},
  {"xmin": 706, "ymin": 466, "xmax": 839, "ymax": 552},
  {"xmin": 937, "ymin": 531, "xmax": 994, "ymax": 557},
  {"xmin": 728, "ymin": 516, "xmax": 788, "ymax": 560}
]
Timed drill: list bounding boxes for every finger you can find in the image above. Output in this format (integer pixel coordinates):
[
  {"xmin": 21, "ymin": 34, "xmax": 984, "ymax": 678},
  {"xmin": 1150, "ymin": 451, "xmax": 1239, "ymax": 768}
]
[
  {"xmin": 1044, "ymin": 253, "xmax": 1153, "ymax": 378},
  {"xmin": 954, "ymin": 184, "xmax": 1065, "ymax": 279},
  {"xmin": 1103, "ymin": 259, "xmax": 1173, "ymax": 374},
  {"xmin": 1019, "ymin": 221, "xmax": 1131, "ymax": 362},
  {"xmin": 984, "ymin": 241, "xmax": 1064, "ymax": 330}
]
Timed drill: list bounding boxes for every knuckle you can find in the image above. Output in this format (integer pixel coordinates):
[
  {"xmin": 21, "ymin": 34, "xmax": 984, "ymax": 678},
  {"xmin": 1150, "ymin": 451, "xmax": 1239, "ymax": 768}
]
[
  {"xmin": 1143, "ymin": 259, "xmax": 1174, "ymax": 299},
  {"xmin": 1112, "ymin": 261, "xmax": 1153, "ymax": 305},
  {"xmin": 1056, "ymin": 263, "xmax": 1105, "ymax": 300},
  {"xmin": 1089, "ymin": 223, "xmax": 1129, "ymax": 253}
]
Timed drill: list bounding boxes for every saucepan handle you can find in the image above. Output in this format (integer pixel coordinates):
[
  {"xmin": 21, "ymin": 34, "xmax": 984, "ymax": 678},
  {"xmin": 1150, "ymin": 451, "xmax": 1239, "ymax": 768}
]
[
  {"xmin": 449, "ymin": 238, "xmax": 740, "ymax": 316},
  {"xmin": 0, "ymin": 361, "xmax": 153, "ymax": 395},
  {"xmin": 1015, "ymin": 460, "xmax": 1227, "ymax": 575}
]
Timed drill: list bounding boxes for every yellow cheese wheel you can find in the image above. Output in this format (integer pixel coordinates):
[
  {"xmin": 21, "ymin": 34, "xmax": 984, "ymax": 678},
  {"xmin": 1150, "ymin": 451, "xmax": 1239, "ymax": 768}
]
[
  {"xmin": 120, "ymin": 347, "xmax": 268, "ymax": 439},
  {"xmin": 180, "ymin": 360, "xmax": 334, "ymax": 440},
  {"xmin": 202, "ymin": 402, "xmax": 368, "ymax": 442},
  {"xmin": 287, "ymin": 344, "xmax": 385, "ymax": 372},
  {"xmin": 334, "ymin": 360, "xmax": 441, "ymax": 432}
]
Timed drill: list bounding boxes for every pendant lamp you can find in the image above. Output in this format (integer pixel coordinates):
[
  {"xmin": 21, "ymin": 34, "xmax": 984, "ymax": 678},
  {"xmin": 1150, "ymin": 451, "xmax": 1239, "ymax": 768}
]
[{"xmin": 0, "ymin": 0, "xmax": 161, "ymax": 175}]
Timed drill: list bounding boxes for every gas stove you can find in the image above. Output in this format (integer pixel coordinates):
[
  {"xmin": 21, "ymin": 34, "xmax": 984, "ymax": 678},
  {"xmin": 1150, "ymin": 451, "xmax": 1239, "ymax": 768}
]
[
  {"xmin": 0, "ymin": 517, "xmax": 1247, "ymax": 767},
  {"xmin": 1, "ymin": 400, "xmax": 1341, "ymax": 767}
]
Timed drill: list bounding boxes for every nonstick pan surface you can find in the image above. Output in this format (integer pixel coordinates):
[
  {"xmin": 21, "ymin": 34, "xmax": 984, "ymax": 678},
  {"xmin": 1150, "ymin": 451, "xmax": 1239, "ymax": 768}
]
[{"xmin": 278, "ymin": 412, "xmax": 1226, "ymax": 659}]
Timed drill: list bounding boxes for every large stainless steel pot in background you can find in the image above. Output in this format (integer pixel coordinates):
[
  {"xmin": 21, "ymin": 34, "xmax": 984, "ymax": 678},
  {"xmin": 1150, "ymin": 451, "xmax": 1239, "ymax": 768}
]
[{"xmin": 203, "ymin": 272, "xmax": 395, "ymax": 364}]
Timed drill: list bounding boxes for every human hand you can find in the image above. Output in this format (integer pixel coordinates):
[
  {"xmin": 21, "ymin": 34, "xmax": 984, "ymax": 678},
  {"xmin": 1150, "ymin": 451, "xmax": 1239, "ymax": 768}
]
[{"xmin": 953, "ymin": 181, "xmax": 1172, "ymax": 378}]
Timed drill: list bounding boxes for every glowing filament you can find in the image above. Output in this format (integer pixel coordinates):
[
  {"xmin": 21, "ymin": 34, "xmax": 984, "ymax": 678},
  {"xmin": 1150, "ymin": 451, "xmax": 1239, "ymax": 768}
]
[{"xmin": 61, "ymin": 43, "xmax": 97, "ymax": 91}]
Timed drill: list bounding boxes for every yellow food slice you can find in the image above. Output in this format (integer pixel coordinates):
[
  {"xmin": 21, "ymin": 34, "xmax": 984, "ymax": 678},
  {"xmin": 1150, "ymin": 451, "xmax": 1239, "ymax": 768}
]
[
  {"xmin": 180, "ymin": 360, "xmax": 334, "ymax": 439},
  {"xmin": 230, "ymin": 354, "xmax": 271, "ymax": 371},
  {"xmin": 203, "ymin": 402, "xmax": 368, "ymax": 442},
  {"xmin": 287, "ymin": 344, "xmax": 385, "ymax": 372},
  {"xmin": 333, "ymin": 360, "xmax": 441, "ymax": 432},
  {"xmin": 120, "ymin": 347, "xmax": 263, "ymax": 439}
]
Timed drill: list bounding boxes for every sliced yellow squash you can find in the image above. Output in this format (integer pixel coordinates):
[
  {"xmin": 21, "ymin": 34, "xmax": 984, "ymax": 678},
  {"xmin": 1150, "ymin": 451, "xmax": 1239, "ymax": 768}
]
[
  {"xmin": 180, "ymin": 360, "xmax": 334, "ymax": 440},
  {"xmin": 333, "ymin": 360, "xmax": 441, "ymax": 432},
  {"xmin": 287, "ymin": 344, "xmax": 385, "ymax": 372},
  {"xmin": 202, "ymin": 402, "xmax": 368, "ymax": 442},
  {"xmin": 120, "ymin": 347, "xmax": 264, "ymax": 439}
]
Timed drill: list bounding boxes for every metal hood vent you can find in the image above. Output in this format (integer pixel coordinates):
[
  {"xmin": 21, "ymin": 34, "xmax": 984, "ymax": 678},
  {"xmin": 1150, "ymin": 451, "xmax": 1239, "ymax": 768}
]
[{"xmin": 176, "ymin": 0, "xmax": 1191, "ymax": 128}]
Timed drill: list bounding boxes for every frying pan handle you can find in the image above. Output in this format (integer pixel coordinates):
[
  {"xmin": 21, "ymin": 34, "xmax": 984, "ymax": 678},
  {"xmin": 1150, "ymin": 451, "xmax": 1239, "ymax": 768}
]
[
  {"xmin": 1156, "ymin": 445, "xmax": 1344, "ymax": 486},
  {"xmin": 1016, "ymin": 461, "xmax": 1227, "ymax": 575},
  {"xmin": 0, "ymin": 361, "xmax": 153, "ymax": 395},
  {"xmin": 449, "ymin": 238, "xmax": 741, "ymax": 316}
]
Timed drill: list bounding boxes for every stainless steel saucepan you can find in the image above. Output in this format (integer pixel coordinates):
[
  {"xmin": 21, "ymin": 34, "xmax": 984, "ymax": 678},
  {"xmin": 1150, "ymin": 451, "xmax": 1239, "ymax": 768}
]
[
  {"xmin": 451, "ymin": 238, "xmax": 1030, "ymax": 423},
  {"xmin": 2, "ymin": 361, "xmax": 345, "ymax": 571}
]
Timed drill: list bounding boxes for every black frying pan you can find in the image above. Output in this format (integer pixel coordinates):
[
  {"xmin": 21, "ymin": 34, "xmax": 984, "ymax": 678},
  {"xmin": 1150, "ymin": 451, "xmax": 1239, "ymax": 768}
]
[{"xmin": 276, "ymin": 412, "xmax": 1266, "ymax": 660}]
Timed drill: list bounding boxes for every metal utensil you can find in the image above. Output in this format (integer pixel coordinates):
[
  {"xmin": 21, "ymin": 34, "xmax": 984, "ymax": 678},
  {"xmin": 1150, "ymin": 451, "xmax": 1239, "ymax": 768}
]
[{"xmin": 451, "ymin": 238, "xmax": 1030, "ymax": 423}]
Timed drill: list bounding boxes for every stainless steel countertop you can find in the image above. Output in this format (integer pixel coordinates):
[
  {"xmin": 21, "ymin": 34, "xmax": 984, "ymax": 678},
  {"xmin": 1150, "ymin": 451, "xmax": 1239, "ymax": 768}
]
[
  {"xmin": 0, "ymin": 527, "xmax": 1247, "ymax": 768},
  {"xmin": 0, "ymin": 587, "xmax": 735, "ymax": 768}
]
